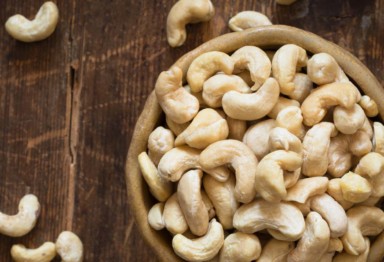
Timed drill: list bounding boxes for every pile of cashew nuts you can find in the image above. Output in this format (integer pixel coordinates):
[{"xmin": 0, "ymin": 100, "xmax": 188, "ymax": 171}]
[{"xmin": 139, "ymin": 42, "xmax": 384, "ymax": 262}]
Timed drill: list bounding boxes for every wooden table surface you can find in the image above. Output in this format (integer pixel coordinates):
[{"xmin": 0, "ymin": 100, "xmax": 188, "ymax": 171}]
[{"xmin": 0, "ymin": 0, "xmax": 383, "ymax": 261}]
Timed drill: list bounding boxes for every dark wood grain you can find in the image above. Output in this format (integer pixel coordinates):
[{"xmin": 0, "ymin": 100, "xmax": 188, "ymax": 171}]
[{"xmin": 0, "ymin": 0, "xmax": 383, "ymax": 261}]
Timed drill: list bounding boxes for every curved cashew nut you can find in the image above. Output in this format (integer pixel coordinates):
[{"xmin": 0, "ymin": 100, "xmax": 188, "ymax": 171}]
[
  {"xmin": 172, "ymin": 219, "xmax": 224, "ymax": 262},
  {"xmin": 368, "ymin": 231, "xmax": 384, "ymax": 262},
  {"xmin": 285, "ymin": 177, "xmax": 329, "ymax": 203},
  {"xmin": 228, "ymin": 11, "xmax": 272, "ymax": 32},
  {"xmin": 276, "ymin": 106, "xmax": 305, "ymax": 140},
  {"xmin": 272, "ymin": 44, "xmax": 308, "ymax": 95},
  {"xmin": 287, "ymin": 212, "xmax": 330, "ymax": 262},
  {"xmin": 163, "ymin": 193, "xmax": 188, "ymax": 235},
  {"xmin": 333, "ymin": 104, "xmax": 365, "ymax": 134},
  {"xmin": 334, "ymin": 237, "xmax": 370, "ymax": 262},
  {"xmin": 341, "ymin": 206, "xmax": 384, "ymax": 255},
  {"xmin": 268, "ymin": 96, "xmax": 300, "ymax": 119},
  {"xmin": 148, "ymin": 202, "xmax": 165, "ymax": 230},
  {"xmin": 340, "ymin": 172, "xmax": 372, "ymax": 203},
  {"xmin": 258, "ymin": 239, "xmax": 294, "ymax": 262},
  {"xmin": 166, "ymin": 0, "xmax": 215, "ymax": 47},
  {"xmin": 166, "ymin": 116, "xmax": 189, "ymax": 136},
  {"xmin": 0, "ymin": 194, "xmax": 40, "ymax": 237},
  {"xmin": 290, "ymin": 73, "xmax": 313, "ymax": 103},
  {"xmin": 200, "ymin": 140, "xmax": 258, "ymax": 203},
  {"xmin": 226, "ymin": 117, "xmax": 247, "ymax": 141},
  {"xmin": 5, "ymin": 2, "xmax": 59, "ymax": 42},
  {"xmin": 327, "ymin": 178, "xmax": 354, "ymax": 210},
  {"xmin": 203, "ymin": 175, "xmax": 239, "ymax": 230},
  {"xmin": 187, "ymin": 51, "xmax": 234, "ymax": 93},
  {"xmin": 175, "ymin": 108, "xmax": 229, "ymax": 149},
  {"xmin": 307, "ymin": 53, "xmax": 349, "ymax": 85},
  {"xmin": 254, "ymin": 150, "xmax": 302, "ymax": 202},
  {"xmin": 373, "ymin": 122, "xmax": 384, "ymax": 155},
  {"xmin": 310, "ymin": 194, "xmax": 348, "ymax": 238},
  {"xmin": 177, "ymin": 169, "xmax": 209, "ymax": 236},
  {"xmin": 219, "ymin": 232, "xmax": 261, "ymax": 262},
  {"xmin": 302, "ymin": 122, "xmax": 337, "ymax": 177},
  {"xmin": 155, "ymin": 66, "xmax": 199, "ymax": 124},
  {"xmin": 234, "ymin": 200, "xmax": 305, "ymax": 241},
  {"xmin": 222, "ymin": 77, "xmax": 280, "ymax": 120},
  {"xmin": 231, "ymin": 46, "xmax": 272, "ymax": 90},
  {"xmin": 243, "ymin": 119, "xmax": 276, "ymax": 159},
  {"xmin": 301, "ymin": 82, "xmax": 361, "ymax": 126},
  {"xmin": 147, "ymin": 126, "xmax": 174, "ymax": 165},
  {"xmin": 269, "ymin": 127, "xmax": 303, "ymax": 155},
  {"xmin": 11, "ymin": 242, "xmax": 56, "ymax": 262},
  {"xmin": 355, "ymin": 152, "xmax": 384, "ymax": 178},
  {"xmin": 56, "ymin": 231, "xmax": 83, "ymax": 262},
  {"xmin": 202, "ymin": 74, "xmax": 251, "ymax": 108},
  {"xmin": 359, "ymin": 95, "xmax": 379, "ymax": 117}
]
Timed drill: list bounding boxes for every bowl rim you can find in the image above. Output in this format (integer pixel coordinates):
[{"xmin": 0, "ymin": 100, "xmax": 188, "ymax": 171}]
[{"xmin": 125, "ymin": 24, "xmax": 383, "ymax": 262}]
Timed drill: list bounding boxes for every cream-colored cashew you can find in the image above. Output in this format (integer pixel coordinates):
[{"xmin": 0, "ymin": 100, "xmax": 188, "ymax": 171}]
[
  {"xmin": 243, "ymin": 119, "xmax": 276, "ymax": 159},
  {"xmin": 175, "ymin": 108, "xmax": 229, "ymax": 149},
  {"xmin": 228, "ymin": 11, "xmax": 272, "ymax": 32},
  {"xmin": 0, "ymin": 194, "xmax": 40, "ymax": 237},
  {"xmin": 302, "ymin": 122, "xmax": 337, "ymax": 177},
  {"xmin": 276, "ymin": 0, "xmax": 298, "ymax": 5},
  {"xmin": 340, "ymin": 172, "xmax": 372, "ymax": 203},
  {"xmin": 349, "ymin": 130, "xmax": 373, "ymax": 156},
  {"xmin": 203, "ymin": 175, "xmax": 239, "ymax": 230},
  {"xmin": 56, "ymin": 231, "xmax": 83, "ymax": 262},
  {"xmin": 288, "ymin": 212, "xmax": 330, "ymax": 262},
  {"xmin": 231, "ymin": 46, "xmax": 272, "ymax": 91},
  {"xmin": 155, "ymin": 66, "xmax": 199, "ymax": 124},
  {"xmin": 202, "ymin": 74, "xmax": 250, "ymax": 108},
  {"xmin": 373, "ymin": 122, "xmax": 384, "ymax": 155},
  {"xmin": 222, "ymin": 77, "xmax": 279, "ymax": 121},
  {"xmin": 368, "ymin": 231, "xmax": 384, "ymax": 262},
  {"xmin": 310, "ymin": 194, "xmax": 348, "ymax": 238},
  {"xmin": 289, "ymin": 201, "xmax": 311, "ymax": 216},
  {"xmin": 254, "ymin": 150, "xmax": 302, "ymax": 202},
  {"xmin": 258, "ymin": 239, "xmax": 295, "ymax": 262},
  {"xmin": 233, "ymin": 200, "xmax": 305, "ymax": 241},
  {"xmin": 172, "ymin": 218, "xmax": 224, "ymax": 262},
  {"xmin": 166, "ymin": 0, "xmax": 214, "ymax": 47},
  {"xmin": 166, "ymin": 116, "xmax": 189, "ymax": 136},
  {"xmin": 269, "ymin": 127, "xmax": 302, "ymax": 155},
  {"xmin": 333, "ymin": 104, "xmax": 365, "ymax": 134},
  {"xmin": 276, "ymin": 106, "xmax": 305, "ymax": 140},
  {"xmin": 268, "ymin": 97, "xmax": 300, "ymax": 119},
  {"xmin": 334, "ymin": 237, "xmax": 370, "ymax": 262},
  {"xmin": 219, "ymin": 232, "xmax": 261, "ymax": 262},
  {"xmin": 148, "ymin": 203, "xmax": 165, "ymax": 230},
  {"xmin": 285, "ymin": 177, "xmax": 329, "ymax": 203},
  {"xmin": 272, "ymin": 44, "xmax": 308, "ymax": 95},
  {"xmin": 163, "ymin": 193, "xmax": 188, "ymax": 235},
  {"xmin": 301, "ymin": 82, "xmax": 360, "ymax": 126},
  {"xmin": 184, "ymin": 85, "xmax": 207, "ymax": 108},
  {"xmin": 359, "ymin": 95, "xmax": 379, "ymax": 117},
  {"xmin": 147, "ymin": 126, "xmax": 175, "ymax": 165},
  {"xmin": 5, "ymin": 2, "xmax": 59, "ymax": 42},
  {"xmin": 290, "ymin": 73, "xmax": 313, "ymax": 103},
  {"xmin": 138, "ymin": 152, "xmax": 173, "ymax": 202},
  {"xmin": 226, "ymin": 117, "xmax": 247, "ymax": 141},
  {"xmin": 11, "ymin": 242, "xmax": 56, "ymax": 262},
  {"xmin": 327, "ymin": 178, "xmax": 354, "ymax": 210},
  {"xmin": 187, "ymin": 51, "xmax": 234, "ymax": 93},
  {"xmin": 307, "ymin": 53, "xmax": 349, "ymax": 85},
  {"xmin": 354, "ymin": 152, "xmax": 384, "ymax": 178},
  {"xmin": 284, "ymin": 168, "xmax": 301, "ymax": 189}
]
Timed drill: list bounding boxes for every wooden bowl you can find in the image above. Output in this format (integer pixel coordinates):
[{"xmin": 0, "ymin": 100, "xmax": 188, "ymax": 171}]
[{"xmin": 125, "ymin": 25, "xmax": 383, "ymax": 262}]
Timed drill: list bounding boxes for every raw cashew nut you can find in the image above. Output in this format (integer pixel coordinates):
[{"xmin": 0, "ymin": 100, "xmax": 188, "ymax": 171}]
[
  {"xmin": 359, "ymin": 95, "xmax": 379, "ymax": 117},
  {"xmin": 148, "ymin": 203, "xmax": 165, "ymax": 230},
  {"xmin": 231, "ymin": 46, "xmax": 272, "ymax": 91},
  {"xmin": 175, "ymin": 108, "xmax": 229, "ymax": 149},
  {"xmin": 147, "ymin": 126, "xmax": 175, "ymax": 165},
  {"xmin": 327, "ymin": 178, "xmax": 354, "ymax": 210},
  {"xmin": 301, "ymin": 82, "xmax": 361, "ymax": 126},
  {"xmin": 11, "ymin": 242, "xmax": 56, "ymax": 262},
  {"xmin": 290, "ymin": 73, "xmax": 313, "ymax": 103},
  {"xmin": 228, "ymin": 11, "xmax": 272, "ymax": 32},
  {"xmin": 243, "ymin": 119, "xmax": 276, "ymax": 159},
  {"xmin": 333, "ymin": 104, "xmax": 365, "ymax": 134},
  {"xmin": 254, "ymin": 150, "xmax": 302, "ymax": 202},
  {"xmin": 334, "ymin": 237, "xmax": 370, "ymax": 262},
  {"xmin": 166, "ymin": 0, "xmax": 215, "ymax": 47},
  {"xmin": 268, "ymin": 96, "xmax": 300, "ymax": 119},
  {"xmin": 258, "ymin": 239, "xmax": 294, "ymax": 262},
  {"xmin": 172, "ymin": 219, "xmax": 224, "ymax": 262},
  {"xmin": 287, "ymin": 212, "xmax": 330, "ymax": 262},
  {"xmin": 233, "ymin": 200, "xmax": 305, "ymax": 241},
  {"xmin": 307, "ymin": 53, "xmax": 349, "ymax": 85},
  {"xmin": 340, "ymin": 172, "xmax": 372, "ymax": 203},
  {"xmin": 166, "ymin": 116, "xmax": 189, "ymax": 136},
  {"xmin": 219, "ymin": 232, "xmax": 261, "ymax": 262},
  {"xmin": 354, "ymin": 152, "xmax": 384, "ymax": 178},
  {"xmin": 368, "ymin": 231, "xmax": 384, "ymax": 262},
  {"xmin": 373, "ymin": 122, "xmax": 384, "ymax": 155},
  {"xmin": 341, "ymin": 206, "xmax": 384, "ymax": 255},
  {"xmin": 302, "ymin": 122, "xmax": 337, "ymax": 177},
  {"xmin": 56, "ymin": 231, "xmax": 84, "ymax": 262},
  {"xmin": 200, "ymin": 140, "xmax": 258, "ymax": 203},
  {"xmin": 155, "ymin": 66, "xmax": 199, "ymax": 124},
  {"xmin": 226, "ymin": 117, "xmax": 247, "ymax": 141},
  {"xmin": 222, "ymin": 77, "xmax": 280, "ymax": 120},
  {"xmin": 187, "ymin": 51, "xmax": 234, "ymax": 93},
  {"xmin": 276, "ymin": 106, "xmax": 305, "ymax": 140},
  {"xmin": 0, "ymin": 194, "xmax": 40, "ymax": 237},
  {"xmin": 272, "ymin": 44, "xmax": 308, "ymax": 96},
  {"xmin": 5, "ymin": 1, "xmax": 59, "ymax": 42},
  {"xmin": 269, "ymin": 127, "xmax": 302, "ymax": 155},
  {"xmin": 163, "ymin": 193, "xmax": 188, "ymax": 235},
  {"xmin": 285, "ymin": 177, "xmax": 329, "ymax": 203}
]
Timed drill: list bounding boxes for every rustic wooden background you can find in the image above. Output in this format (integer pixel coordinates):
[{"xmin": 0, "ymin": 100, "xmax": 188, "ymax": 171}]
[{"xmin": 0, "ymin": 0, "xmax": 382, "ymax": 261}]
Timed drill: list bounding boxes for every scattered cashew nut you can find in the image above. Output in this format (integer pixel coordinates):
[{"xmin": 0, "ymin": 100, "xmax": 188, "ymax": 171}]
[
  {"xmin": 56, "ymin": 231, "xmax": 84, "ymax": 262},
  {"xmin": 359, "ymin": 95, "xmax": 379, "ymax": 117},
  {"xmin": 276, "ymin": 106, "xmax": 305, "ymax": 140},
  {"xmin": 11, "ymin": 242, "xmax": 56, "ymax": 262},
  {"xmin": 333, "ymin": 104, "xmax": 366, "ymax": 135},
  {"xmin": 147, "ymin": 126, "xmax": 175, "ymax": 165},
  {"xmin": 228, "ymin": 11, "xmax": 272, "ymax": 32},
  {"xmin": 340, "ymin": 171, "xmax": 372, "ymax": 203},
  {"xmin": 163, "ymin": 193, "xmax": 188, "ymax": 235},
  {"xmin": 219, "ymin": 232, "xmax": 261, "ymax": 262},
  {"xmin": 285, "ymin": 177, "xmax": 329, "ymax": 203},
  {"xmin": 269, "ymin": 127, "xmax": 303, "ymax": 155},
  {"xmin": 243, "ymin": 119, "xmax": 276, "ymax": 159},
  {"xmin": 148, "ymin": 203, "xmax": 165, "ymax": 230},
  {"xmin": 268, "ymin": 96, "xmax": 300, "ymax": 119}
]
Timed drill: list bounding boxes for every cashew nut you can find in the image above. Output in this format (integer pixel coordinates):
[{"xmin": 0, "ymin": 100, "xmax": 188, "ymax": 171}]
[
  {"xmin": 163, "ymin": 193, "xmax": 188, "ymax": 235},
  {"xmin": 310, "ymin": 194, "xmax": 348, "ymax": 238},
  {"xmin": 334, "ymin": 237, "xmax": 370, "ymax": 262},
  {"xmin": 359, "ymin": 95, "xmax": 379, "ymax": 117},
  {"xmin": 155, "ymin": 66, "xmax": 199, "ymax": 124},
  {"xmin": 11, "ymin": 242, "xmax": 56, "ymax": 262},
  {"xmin": 233, "ymin": 200, "xmax": 305, "ymax": 241},
  {"xmin": 290, "ymin": 73, "xmax": 313, "ymax": 103},
  {"xmin": 200, "ymin": 140, "xmax": 258, "ymax": 203},
  {"xmin": 289, "ymin": 201, "xmax": 311, "ymax": 216},
  {"xmin": 166, "ymin": 115, "xmax": 190, "ymax": 136},
  {"xmin": 269, "ymin": 127, "xmax": 302, "ymax": 155},
  {"xmin": 219, "ymin": 232, "xmax": 261, "ymax": 262},
  {"xmin": 172, "ymin": 218, "xmax": 224, "ymax": 262},
  {"xmin": 268, "ymin": 96, "xmax": 300, "ymax": 119},
  {"xmin": 56, "ymin": 231, "xmax": 83, "ymax": 262},
  {"xmin": 148, "ymin": 203, "xmax": 165, "ymax": 230},
  {"xmin": 276, "ymin": 106, "xmax": 305, "ymax": 140},
  {"xmin": 187, "ymin": 51, "xmax": 234, "ymax": 93},
  {"xmin": 258, "ymin": 239, "xmax": 295, "ymax": 262},
  {"xmin": 222, "ymin": 77, "xmax": 280, "ymax": 121},
  {"xmin": 340, "ymin": 172, "xmax": 372, "ymax": 203},
  {"xmin": 254, "ymin": 150, "xmax": 302, "ymax": 202},
  {"xmin": 243, "ymin": 119, "xmax": 276, "ymax": 159},
  {"xmin": 285, "ymin": 177, "xmax": 329, "ymax": 203},
  {"xmin": 166, "ymin": 0, "xmax": 215, "ymax": 47},
  {"xmin": 226, "ymin": 117, "xmax": 247, "ymax": 141},
  {"xmin": 5, "ymin": 1, "xmax": 59, "ymax": 42},
  {"xmin": 333, "ymin": 104, "xmax": 365, "ymax": 134},
  {"xmin": 147, "ymin": 126, "xmax": 175, "ymax": 165},
  {"xmin": 327, "ymin": 178, "xmax": 354, "ymax": 210},
  {"xmin": 368, "ymin": 231, "xmax": 384, "ymax": 262},
  {"xmin": 373, "ymin": 122, "xmax": 384, "ymax": 155},
  {"xmin": 228, "ymin": 11, "xmax": 272, "ymax": 32},
  {"xmin": 0, "ymin": 194, "xmax": 40, "ymax": 237},
  {"xmin": 301, "ymin": 82, "xmax": 361, "ymax": 126},
  {"xmin": 354, "ymin": 152, "xmax": 384, "ymax": 178},
  {"xmin": 307, "ymin": 53, "xmax": 349, "ymax": 85}
]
